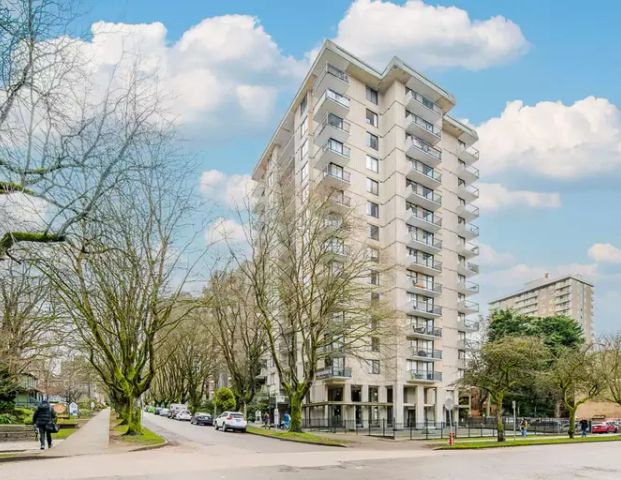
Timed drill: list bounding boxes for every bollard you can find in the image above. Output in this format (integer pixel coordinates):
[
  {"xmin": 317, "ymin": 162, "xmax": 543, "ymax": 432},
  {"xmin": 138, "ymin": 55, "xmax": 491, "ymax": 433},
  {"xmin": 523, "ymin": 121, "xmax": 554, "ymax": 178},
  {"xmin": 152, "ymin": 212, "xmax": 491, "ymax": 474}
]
[{"xmin": 448, "ymin": 431, "xmax": 455, "ymax": 446}]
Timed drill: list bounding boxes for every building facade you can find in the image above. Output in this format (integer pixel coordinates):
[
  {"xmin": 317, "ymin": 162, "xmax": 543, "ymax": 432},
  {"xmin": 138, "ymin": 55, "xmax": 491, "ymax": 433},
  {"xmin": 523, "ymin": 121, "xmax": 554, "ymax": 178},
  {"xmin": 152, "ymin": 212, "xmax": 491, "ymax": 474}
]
[
  {"xmin": 252, "ymin": 41, "xmax": 480, "ymax": 427},
  {"xmin": 489, "ymin": 274, "xmax": 594, "ymax": 340}
]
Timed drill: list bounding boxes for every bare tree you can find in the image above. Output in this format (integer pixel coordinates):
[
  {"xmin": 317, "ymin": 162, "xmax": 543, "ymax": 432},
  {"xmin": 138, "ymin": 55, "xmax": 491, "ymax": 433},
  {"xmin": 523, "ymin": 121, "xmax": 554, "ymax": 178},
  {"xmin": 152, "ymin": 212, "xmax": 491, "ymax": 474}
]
[
  {"xmin": 203, "ymin": 269, "xmax": 266, "ymax": 415},
  {"xmin": 41, "ymin": 157, "xmax": 197, "ymax": 434},
  {"xmin": 231, "ymin": 181, "xmax": 393, "ymax": 432},
  {"xmin": 0, "ymin": 0, "xmax": 165, "ymax": 259},
  {"xmin": 597, "ymin": 334, "xmax": 621, "ymax": 410}
]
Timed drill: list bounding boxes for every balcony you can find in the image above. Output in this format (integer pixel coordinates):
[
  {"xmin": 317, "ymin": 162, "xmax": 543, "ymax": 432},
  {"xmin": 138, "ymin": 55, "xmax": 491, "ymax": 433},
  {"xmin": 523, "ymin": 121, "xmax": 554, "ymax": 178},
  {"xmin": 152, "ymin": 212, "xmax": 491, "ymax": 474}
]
[
  {"xmin": 409, "ymin": 325, "xmax": 442, "ymax": 339},
  {"xmin": 457, "ymin": 222, "xmax": 479, "ymax": 240},
  {"xmin": 320, "ymin": 165, "xmax": 351, "ymax": 188},
  {"xmin": 457, "ymin": 281, "xmax": 479, "ymax": 296},
  {"xmin": 409, "ymin": 348, "xmax": 442, "ymax": 361},
  {"xmin": 405, "ymin": 135, "xmax": 442, "ymax": 166},
  {"xmin": 457, "ymin": 319, "xmax": 480, "ymax": 333},
  {"xmin": 457, "ymin": 241, "xmax": 479, "ymax": 258},
  {"xmin": 405, "ymin": 278, "xmax": 442, "ymax": 297},
  {"xmin": 457, "ymin": 300, "xmax": 479, "ymax": 314},
  {"xmin": 458, "ymin": 163, "xmax": 479, "ymax": 183},
  {"xmin": 404, "ymin": 233, "xmax": 442, "ymax": 254},
  {"xmin": 405, "ymin": 89, "xmax": 442, "ymax": 124},
  {"xmin": 407, "ymin": 208, "xmax": 442, "ymax": 232},
  {"xmin": 407, "ymin": 254, "xmax": 442, "ymax": 275},
  {"xmin": 406, "ymin": 301, "xmax": 442, "ymax": 318},
  {"xmin": 315, "ymin": 366, "xmax": 352, "ymax": 380},
  {"xmin": 457, "ymin": 261, "xmax": 479, "ymax": 277},
  {"xmin": 325, "ymin": 242, "xmax": 349, "ymax": 259},
  {"xmin": 313, "ymin": 89, "xmax": 350, "ymax": 122},
  {"xmin": 458, "ymin": 339, "xmax": 479, "ymax": 350},
  {"xmin": 458, "ymin": 145, "xmax": 479, "ymax": 165},
  {"xmin": 406, "ymin": 183, "xmax": 442, "ymax": 211},
  {"xmin": 456, "ymin": 203, "xmax": 480, "ymax": 222},
  {"xmin": 329, "ymin": 192, "xmax": 353, "ymax": 210},
  {"xmin": 315, "ymin": 63, "xmax": 349, "ymax": 97},
  {"xmin": 315, "ymin": 114, "xmax": 351, "ymax": 147},
  {"xmin": 405, "ymin": 113, "xmax": 441, "ymax": 145},
  {"xmin": 407, "ymin": 161, "xmax": 441, "ymax": 190},
  {"xmin": 457, "ymin": 183, "xmax": 479, "ymax": 202},
  {"xmin": 406, "ymin": 370, "xmax": 443, "ymax": 383},
  {"xmin": 316, "ymin": 139, "xmax": 351, "ymax": 170}
]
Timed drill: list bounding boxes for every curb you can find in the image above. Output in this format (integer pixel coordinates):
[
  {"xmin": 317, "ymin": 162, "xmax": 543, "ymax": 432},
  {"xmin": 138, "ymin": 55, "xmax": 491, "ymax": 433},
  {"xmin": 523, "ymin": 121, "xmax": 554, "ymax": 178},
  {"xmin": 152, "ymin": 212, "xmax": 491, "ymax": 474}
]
[
  {"xmin": 127, "ymin": 438, "xmax": 169, "ymax": 453},
  {"xmin": 245, "ymin": 429, "xmax": 348, "ymax": 448}
]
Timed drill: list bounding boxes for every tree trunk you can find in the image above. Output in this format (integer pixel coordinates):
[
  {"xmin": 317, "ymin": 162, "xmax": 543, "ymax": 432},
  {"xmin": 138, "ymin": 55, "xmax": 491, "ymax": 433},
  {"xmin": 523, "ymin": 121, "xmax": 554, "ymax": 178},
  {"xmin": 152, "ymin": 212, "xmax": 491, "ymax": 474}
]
[
  {"xmin": 124, "ymin": 398, "xmax": 143, "ymax": 435},
  {"xmin": 568, "ymin": 407, "xmax": 576, "ymax": 439},
  {"xmin": 495, "ymin": 396, "xmax": 505, "ymax": 442},
  {"xmin": 289, "ymin": 394, "xmax": 303, "ymax": 432}
]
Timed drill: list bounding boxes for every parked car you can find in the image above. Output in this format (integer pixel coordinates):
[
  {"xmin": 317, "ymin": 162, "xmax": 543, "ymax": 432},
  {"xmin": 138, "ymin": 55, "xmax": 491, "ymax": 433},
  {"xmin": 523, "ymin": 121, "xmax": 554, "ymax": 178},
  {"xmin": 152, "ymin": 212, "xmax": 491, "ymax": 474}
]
[
  {"xmin": 175, "ymin": 410, "xmax": 192, "ymax": 421},
  {"xmin": 154, "ymin": 407, "xmax": 162, "ymax": 415},
  {"xmin": 168, "ymin": 403, "xmax": 187, "ymax": 419},
  {"xmin": 159, "ymin": 408, "xmax": 170, "ymax": 417},
  {"xmin": 214, "ymin": 411, "xmax": 247, "ymax": 432},
  {"xmin": 592, "ymin": 422, "xmax": 618, "ymax": 434},
  {"xmin": 191, "ymin": 412, "xmax": 213, "ymax": 426}
]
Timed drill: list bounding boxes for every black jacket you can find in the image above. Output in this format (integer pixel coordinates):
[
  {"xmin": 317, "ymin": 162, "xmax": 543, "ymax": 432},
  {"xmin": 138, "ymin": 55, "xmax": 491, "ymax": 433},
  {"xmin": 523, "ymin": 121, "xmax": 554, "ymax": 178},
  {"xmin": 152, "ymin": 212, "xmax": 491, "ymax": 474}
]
[{"xmin": 33, "ymin": 403, "xmax": 56, "ymax": 427}]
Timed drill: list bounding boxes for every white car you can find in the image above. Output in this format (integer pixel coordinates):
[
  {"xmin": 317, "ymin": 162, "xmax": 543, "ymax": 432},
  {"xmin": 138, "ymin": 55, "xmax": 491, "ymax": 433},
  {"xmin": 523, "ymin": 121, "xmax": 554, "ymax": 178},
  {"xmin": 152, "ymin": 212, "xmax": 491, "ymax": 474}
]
[
  {"xmin": 159, "ymin": 408, "xmax": 170, "ymax": 417},
  {"xmin": 214, "ymin": 411, "xmax": 247, "ymax": 432},
  {"xmin": 175, "ymin": 410, "xmax": 192, "ymax": 421}
]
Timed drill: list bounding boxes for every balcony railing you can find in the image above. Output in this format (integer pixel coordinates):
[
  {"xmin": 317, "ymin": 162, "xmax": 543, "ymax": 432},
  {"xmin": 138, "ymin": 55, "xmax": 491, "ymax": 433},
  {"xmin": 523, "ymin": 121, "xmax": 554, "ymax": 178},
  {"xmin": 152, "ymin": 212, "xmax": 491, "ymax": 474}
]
[
  {"xmin": 325, "ymin": 64, "xmax": 349, "ymax": 83},
  {"xmin": 323, "ymin": 165, "xmax": 351, "ymax": 183},
  {"xmin": 458, "ymin": 183, "xmax": 480, "ymax": 199},
  {"xmin": 316, "ymin": 366, "xmax": 352, "ymax": 379},
  {"xmin": 406, "ymin": 113, "xmax": 441, "ymax": 138},
  {"xmin": 409, "ymin": 208, "xmax": 442, "ymax": 227},
  {"xmin": 458, "ymin": 223, "xmax": 480, "ymax": 237},
  {"xmin": 319, "ymin": 89, "xmax": 350, "ymax": 109},
  {"xmin": 459, "ymin": 242, "xmax": 479, "ymax": 255},
  {"xmin": 330, "ymin": 193, "xmax": 352, "ymax": 207},
  {"xmin": 459, "ymin": 163, "xmax": 480, "ymax": 179},
  {"xmin": 457, "ymin": 320, "xmax": 480, "ymax": 332},
  {"xmin": 406, "ymin": 233, "xmax": 442, "ymax": 250},
  {"xmin": 318, "ymin": 114, "xmax": 351, "ymax": 136},
  {"xmin": 406, "ymin": 135, "xmax": 441, "ymax": 160},
  {"xmin": 457, "ymin": 300, "xmax": 479, "ymax": 312},
  {"xmin": 411, "ymin": 325, "xmax": 442, "ymax": 337},
  {"xmin": 408, "ymin": 302, "xmax": 442, "ymax": 316},
  {"xmin": 410, "ymin": 348, "xmax": 443, "ymax": 360},
  {"xmin": 407, "ymin": 370, "xmax": 442, "ymax": 382},
  {"xmin": 457, "ymin": 281, "xmax": 479, "ymax": 294},
  {"xmin": 323, "ymin": 139, "xmax": 351, "ymax": 158},
  {"xmin": 459, "ymin": 145, "xmax": 480, "ymax": 162},
  {"xmin": 407, "ymin": 279, "xmax": 442, "ymax": 294},
  {"xmin": 409, "ymin": 161, "xmax": 442, "ymax": 183},
  {"xmin": 406, "ymin": 89, "xmax": 442, "ymax": 115},
  {"xmin": 407, "ymin": 183, "xmax": 442, "ymax": 205},
  {"xmin": 408, "ymin": 255, "xmax": 442, "ymax": 271}
]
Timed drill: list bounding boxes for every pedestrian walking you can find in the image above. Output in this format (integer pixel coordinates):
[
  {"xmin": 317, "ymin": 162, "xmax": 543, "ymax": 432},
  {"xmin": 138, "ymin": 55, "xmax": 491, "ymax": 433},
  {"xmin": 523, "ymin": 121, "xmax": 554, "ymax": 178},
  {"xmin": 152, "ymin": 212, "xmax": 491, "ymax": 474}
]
[
  {"xmin": 32, "ymin": 400, "xmax": 57, "ymax": 450},
  {"xmin": 580, "ymin": 419, "xmax": 589, "ymax": 438},
  {"xmin": 263, "ymin": 412, "xmax": 270, "ymax": 429},
  {"xmin": 520, "ymin": 418, "xmax": 528, "ymax": 437}
]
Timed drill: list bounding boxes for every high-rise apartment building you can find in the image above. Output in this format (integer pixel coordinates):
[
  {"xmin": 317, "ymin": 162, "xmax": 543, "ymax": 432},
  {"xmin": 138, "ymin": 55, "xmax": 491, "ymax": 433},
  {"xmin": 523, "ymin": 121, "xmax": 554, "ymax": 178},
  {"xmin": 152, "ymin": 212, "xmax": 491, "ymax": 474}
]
[
  {"xmin": 252, "ymin": 41, "xmax": 479, "ymax": 426},
  {"xmin": 489, "ymin": 274, "xmax": 594, "ymax": 340}
]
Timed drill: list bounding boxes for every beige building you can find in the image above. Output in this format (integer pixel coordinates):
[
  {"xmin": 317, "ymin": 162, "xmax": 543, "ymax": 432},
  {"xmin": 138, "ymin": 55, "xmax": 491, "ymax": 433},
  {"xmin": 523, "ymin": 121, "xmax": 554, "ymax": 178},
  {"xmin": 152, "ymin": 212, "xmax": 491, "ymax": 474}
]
[
  {"xmin": 252, "ymin": 41, "xmax": 480, "ymax": 427},
  {"xmin": 489, "ymin": 274, "xmax": 594, "ymax": 340}
]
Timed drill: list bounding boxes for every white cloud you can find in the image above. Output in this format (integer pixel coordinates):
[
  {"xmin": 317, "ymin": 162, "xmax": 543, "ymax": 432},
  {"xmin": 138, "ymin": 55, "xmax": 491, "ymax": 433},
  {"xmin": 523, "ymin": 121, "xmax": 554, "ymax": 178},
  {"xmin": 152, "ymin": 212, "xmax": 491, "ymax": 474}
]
[
  {"xmin": 477, "ymin": 97, "xmax": 621, "ymax": 178},
  {"xmin": 588, "ymin": 243, "xmax": 621, "ymax": 264},
  {"xmin": 199, "ymin": 169, "xmax": 254, "ymax": 209},
  {"xmin": 330, "ymin": 0, "xmax": 528, "ymax": 70},
  {"xmin": 478, "ymin": 183, "xmax": 561, "ymax": 212},
  {"xmin": 205, "ymin": 218, "xmax": 246, "ymax": 244},
  {"xmin": 0, "ymin": 193, "xmax": 49, "ymax": 233},
  {"xmin": 478, "ymin": 243, "xmax": 515, "ymax": 268},
  {"xmin": 72, "ymin": 16, "xmax": 305, "ymax": 138}
]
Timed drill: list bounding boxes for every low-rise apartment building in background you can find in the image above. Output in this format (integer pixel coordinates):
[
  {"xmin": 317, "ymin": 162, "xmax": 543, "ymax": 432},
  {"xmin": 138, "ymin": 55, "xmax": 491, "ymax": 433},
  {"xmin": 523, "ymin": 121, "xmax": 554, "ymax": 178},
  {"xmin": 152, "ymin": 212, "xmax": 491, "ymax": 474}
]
[
  {"xmin": 489, "ymin": 273, "xmax": 594, "ymax": 340},
  {"xmin": 252, "ymin": 40, "xmax": 480, "ymax": 427}
]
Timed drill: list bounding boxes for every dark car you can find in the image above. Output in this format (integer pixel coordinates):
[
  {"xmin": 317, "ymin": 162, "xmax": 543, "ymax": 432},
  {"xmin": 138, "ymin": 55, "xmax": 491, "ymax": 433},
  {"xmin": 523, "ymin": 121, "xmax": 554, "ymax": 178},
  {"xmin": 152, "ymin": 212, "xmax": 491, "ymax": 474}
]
[{"xmin": 191, "ymin": 412, "xmax": 213, "ymax": 426}]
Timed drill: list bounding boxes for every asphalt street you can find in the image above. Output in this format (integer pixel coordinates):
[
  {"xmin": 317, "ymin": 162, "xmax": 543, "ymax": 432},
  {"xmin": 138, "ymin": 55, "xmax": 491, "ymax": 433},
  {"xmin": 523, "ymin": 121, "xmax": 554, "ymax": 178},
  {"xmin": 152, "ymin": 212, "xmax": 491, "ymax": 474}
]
[{"xmin": 1, "ymin": 412, "xmax": 620, "ymax": 480}]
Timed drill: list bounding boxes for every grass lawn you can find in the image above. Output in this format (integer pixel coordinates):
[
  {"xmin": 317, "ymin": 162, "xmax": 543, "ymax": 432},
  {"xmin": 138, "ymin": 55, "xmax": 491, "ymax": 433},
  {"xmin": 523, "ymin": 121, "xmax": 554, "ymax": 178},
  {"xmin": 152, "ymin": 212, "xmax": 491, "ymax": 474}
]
[
  {"xmin": 246, "ymin": 425, "xmax": 347, "ymax": 447},
  {"xmin": 436, "ymin": 434, "xmax": 621, "ymax": 450},
  {"xmin": 52, "ymin": 427, "xmax": 77, "ymax": 440},
  {"xmin": 111, "ymin": 424, "xmax": 165, "ymax": 447}
]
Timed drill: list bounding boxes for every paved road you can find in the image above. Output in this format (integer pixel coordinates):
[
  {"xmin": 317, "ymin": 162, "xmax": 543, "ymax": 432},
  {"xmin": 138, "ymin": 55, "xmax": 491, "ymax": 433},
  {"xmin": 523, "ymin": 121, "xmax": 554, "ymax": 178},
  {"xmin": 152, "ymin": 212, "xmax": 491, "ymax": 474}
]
[{"xmin": 2, "ymin": 413, "xmax": 621, "ymax": 480}]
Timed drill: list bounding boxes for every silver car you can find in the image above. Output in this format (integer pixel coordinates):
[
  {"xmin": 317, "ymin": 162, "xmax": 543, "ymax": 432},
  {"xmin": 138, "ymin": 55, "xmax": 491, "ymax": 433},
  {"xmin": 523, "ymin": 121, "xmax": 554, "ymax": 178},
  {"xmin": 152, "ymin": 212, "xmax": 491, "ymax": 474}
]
[{"xmin": 214, "ymin": 411, "xmax": 247, "ymax": 432}]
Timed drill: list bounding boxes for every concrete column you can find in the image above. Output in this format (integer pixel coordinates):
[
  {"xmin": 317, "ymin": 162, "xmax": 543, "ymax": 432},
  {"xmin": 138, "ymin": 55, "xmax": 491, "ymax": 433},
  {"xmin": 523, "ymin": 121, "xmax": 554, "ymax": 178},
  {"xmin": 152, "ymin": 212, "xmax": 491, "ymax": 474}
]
[
  {"xmin": 343, "ymin": 384, "xmax": 352, "ymax": 423},
  {"xmin": 394, "ymin": 383, "xmax": 404, "ymax": 424},
  {"xmin": 416, "ymin": 385, "xmax": 425, "ymax": 425},
  {"xmin": 361, "ymin": 384, "xmax": 369, "ymax": 425},
  {"xmin": 435, "ymin": 387, "xmax": 445, "ymax": 424}
]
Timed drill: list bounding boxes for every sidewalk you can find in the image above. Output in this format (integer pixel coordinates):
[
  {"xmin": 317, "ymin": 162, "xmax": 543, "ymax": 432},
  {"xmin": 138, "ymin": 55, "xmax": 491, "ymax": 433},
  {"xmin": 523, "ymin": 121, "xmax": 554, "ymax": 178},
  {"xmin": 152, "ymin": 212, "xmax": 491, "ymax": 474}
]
[
  {"xmin": 41, "ymin": 408, "xmax": 110, "ymax": 458},
  {"xmin": 0, "ymin": 440, "xmax": 65, "ymax": 454}
]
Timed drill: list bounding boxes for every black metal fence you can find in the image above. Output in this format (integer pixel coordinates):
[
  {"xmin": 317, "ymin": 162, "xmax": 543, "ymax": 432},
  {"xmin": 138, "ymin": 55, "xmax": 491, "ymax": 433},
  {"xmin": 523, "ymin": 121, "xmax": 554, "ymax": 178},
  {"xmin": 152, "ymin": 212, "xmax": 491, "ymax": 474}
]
[{"xmin": 301, "ymin": 417, "xmax": 570, "ymax": 440}]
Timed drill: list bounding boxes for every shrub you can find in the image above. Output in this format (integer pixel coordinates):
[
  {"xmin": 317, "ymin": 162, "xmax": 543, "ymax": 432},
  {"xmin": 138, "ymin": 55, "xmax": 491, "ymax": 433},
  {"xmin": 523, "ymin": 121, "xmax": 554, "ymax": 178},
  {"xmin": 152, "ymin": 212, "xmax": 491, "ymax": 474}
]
[
  {"xmin": 0, "ymin": 413, "xmax": 18, "ymax": 424},
  {"xmin": 213, "ymin": 387, "xmax": 236, "ymax": 413}
]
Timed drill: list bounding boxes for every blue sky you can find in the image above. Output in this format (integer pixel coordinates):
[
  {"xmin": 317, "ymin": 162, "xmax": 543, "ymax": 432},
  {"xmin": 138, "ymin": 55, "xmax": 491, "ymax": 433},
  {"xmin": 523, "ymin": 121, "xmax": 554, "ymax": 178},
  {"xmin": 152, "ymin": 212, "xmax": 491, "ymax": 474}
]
[{"xmin": 79, "ymin": 0, "xmax": 621, "ymax": 333}]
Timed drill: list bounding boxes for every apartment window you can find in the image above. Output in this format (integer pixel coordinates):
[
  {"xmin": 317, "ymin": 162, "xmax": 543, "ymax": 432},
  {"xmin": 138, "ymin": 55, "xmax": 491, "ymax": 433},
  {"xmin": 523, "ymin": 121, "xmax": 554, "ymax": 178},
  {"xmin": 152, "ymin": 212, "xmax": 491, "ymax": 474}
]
[
  {"xmin": 367, "ymin": 201, "xmax": 379, "ymax": 218},
  {"xmin": 369, "ymin": 359, "xmax": 380, "ymax": 374},
  {"xmin": 367, "ymin": 247, "xmax": 380, "ymax": 262},
  {"xmin": 300, "ymin": 139, "xmax": 308, "ymax": 159},
  {"xmin": 458, "ymin": 235, "xmax": 466, "ymax": 247},
  {"xmin": 458, "ymin": 197, "xmax": 466, "ymax": 207},
  {"xmin": 457, "ymin": 216, "xmax": 466, "ymax": 225},
  {"xmin": 366, "ymin": 109, "xmax": 378, "ymax": 127},
  {"xmin": 458, "ymin": 178, "xmax": 466, "ymax": 188},
  {"xmin": 300, "ymin": 116, "xmax": 308, "ymax": 137},
  {"xmin": 458, "ymin": 140, "xmax": 466, "ymax": 149},
  {"xmin": 366, "ymin": 132, "xmax": 379, "ymax": 150},
  {"xmin": 368, "ymin": 224, "xmax": 379, "ymax": 241},
  {"xmin": 299, "ymin": 95, "xmax": 307, "ymax": 115},
  {"xmin": 458, "ymin": 274, "xmax": 466, "ymax": 284},
  {"xmin": 371, "ymin": 337, "xmax": 380, "ymax": 352},
  {"xmin": 366, "ymin": 177, "xmax": 379, "ymax": 195},
  {"xmin": 366, "ymin": 155, "xmax": 379, "ymax": 173},
  {"xmin": 300, "ymin": 161, "xmax": 308, "ymax": 181},
  {"xmin": 366, "ymin": 86, "xmax": 378, "ymax": 104},
  {"xmin": 370, "ymin": 270, "xmax": 379, "ymax": 285},
  {"xmin": 371, "ymin": 292, "xmax": 380, "ymax": 303}
]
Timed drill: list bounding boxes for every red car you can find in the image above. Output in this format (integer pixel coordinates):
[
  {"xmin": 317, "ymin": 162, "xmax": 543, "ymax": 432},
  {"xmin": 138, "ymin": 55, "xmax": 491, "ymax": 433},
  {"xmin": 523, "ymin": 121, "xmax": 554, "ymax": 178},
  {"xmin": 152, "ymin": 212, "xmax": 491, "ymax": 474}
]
[{"xmin": 591, "ymin": 422, "xmax": 619, "ymax": 434}]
